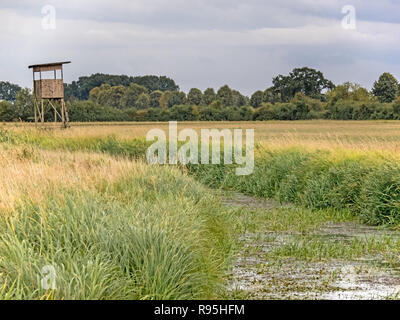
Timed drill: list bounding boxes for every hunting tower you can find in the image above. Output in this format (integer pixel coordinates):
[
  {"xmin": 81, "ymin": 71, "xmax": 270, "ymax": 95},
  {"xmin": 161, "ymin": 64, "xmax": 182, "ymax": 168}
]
[{"xmin": 28, "ymin": 61, "xmax": 71, "ymax": 128}]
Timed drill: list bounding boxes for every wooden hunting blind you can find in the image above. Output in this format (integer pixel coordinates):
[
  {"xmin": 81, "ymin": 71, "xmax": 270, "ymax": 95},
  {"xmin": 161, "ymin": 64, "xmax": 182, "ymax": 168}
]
[{"xmin": 28, "ymin": 61, "xmax": 71, "ymax": 128}]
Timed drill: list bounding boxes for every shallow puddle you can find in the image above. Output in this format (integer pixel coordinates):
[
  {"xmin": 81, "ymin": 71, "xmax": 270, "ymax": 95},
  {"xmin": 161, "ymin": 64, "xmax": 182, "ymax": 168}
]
[{"xmin": 223, "ymin": 192, "xmax": 400, "ymax": 300}]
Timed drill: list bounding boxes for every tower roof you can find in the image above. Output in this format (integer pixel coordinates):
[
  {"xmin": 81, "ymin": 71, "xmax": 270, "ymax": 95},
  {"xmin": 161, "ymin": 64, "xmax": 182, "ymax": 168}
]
[{"xmin": 28, "ymin": 61, "xmax": 71, "ymax": 69}]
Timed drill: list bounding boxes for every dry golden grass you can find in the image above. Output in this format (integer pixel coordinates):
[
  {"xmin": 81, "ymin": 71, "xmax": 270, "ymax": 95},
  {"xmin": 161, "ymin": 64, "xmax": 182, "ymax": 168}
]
[
  {"xmin": 5, "ymin": 120, "xmax": 400, "ymax": 152},
  {"xmin": 0, "ymin": 145, "xmax": 142, "ymax": 213}
]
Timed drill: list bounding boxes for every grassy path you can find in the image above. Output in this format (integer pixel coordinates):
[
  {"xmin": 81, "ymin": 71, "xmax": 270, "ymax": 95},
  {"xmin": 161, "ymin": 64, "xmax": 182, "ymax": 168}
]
[{"xmin": 222, "ymin": 192, "xmax": 400, "ymax": 300}]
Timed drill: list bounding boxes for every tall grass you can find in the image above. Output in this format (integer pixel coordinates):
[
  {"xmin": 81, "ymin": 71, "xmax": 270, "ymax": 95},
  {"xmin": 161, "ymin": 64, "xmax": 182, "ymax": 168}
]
[
  {"xmin": 4, "ymin": 127, "xmax": 400, "ymax": 226},
  {"xmin": 188, "ymin": 146, "xmax": 400, "ymax": 226},
  {"xmin": 0, "ymin": 135, "xmax": 233, "ymax": 299}
]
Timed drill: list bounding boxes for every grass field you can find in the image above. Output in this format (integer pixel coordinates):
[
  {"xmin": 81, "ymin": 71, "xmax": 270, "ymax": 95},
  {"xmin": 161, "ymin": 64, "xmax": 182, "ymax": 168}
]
[
  {"xmin": 0, "ymin": 145, "xmax": 234, "ymax": 299},
  {"xmin": 2, "ymin": 120, "xmax": 400, "ymax": 299},
  {"xmin": 6, "ymin": 120, "xmax": 400, "ymax": 151}
]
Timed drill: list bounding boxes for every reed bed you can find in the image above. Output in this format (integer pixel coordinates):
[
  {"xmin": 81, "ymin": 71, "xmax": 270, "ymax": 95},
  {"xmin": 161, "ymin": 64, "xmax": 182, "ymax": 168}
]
[{"xmin": 0, "ymin": 133, "xmax": 233, "ymax": 299}]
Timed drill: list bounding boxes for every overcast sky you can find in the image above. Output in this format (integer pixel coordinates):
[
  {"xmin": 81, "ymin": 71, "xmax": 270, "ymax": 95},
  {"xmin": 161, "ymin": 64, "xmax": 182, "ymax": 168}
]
[{"xmin": 1, "ymin": 0, "xmax": 399, "ymax": 95}]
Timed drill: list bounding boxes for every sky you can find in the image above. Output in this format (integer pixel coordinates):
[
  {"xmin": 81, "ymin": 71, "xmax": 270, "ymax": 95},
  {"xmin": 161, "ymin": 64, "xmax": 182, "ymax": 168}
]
[{"xmin": 1, "ymin": 0, "xmax": 399, "ymax": 95}]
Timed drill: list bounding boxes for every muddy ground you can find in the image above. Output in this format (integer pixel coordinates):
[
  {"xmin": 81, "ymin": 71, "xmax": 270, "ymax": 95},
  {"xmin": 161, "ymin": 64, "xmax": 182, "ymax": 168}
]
[{"xmin": 222, "ymin": 193, "xmax": 400, "ymax": 300}]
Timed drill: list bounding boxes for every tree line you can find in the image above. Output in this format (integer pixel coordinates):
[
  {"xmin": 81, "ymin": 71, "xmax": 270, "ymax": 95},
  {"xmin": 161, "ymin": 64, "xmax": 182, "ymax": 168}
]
[{"xmin": 1, "ymin": 68, "xmax": 400, "ymax": 122}]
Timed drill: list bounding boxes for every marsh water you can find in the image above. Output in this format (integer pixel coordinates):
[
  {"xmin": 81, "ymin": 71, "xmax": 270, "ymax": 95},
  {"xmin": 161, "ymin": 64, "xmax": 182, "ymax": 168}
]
[{"xmin": 223, "ymin": 193, "xmax": 400, "ymax": 300}]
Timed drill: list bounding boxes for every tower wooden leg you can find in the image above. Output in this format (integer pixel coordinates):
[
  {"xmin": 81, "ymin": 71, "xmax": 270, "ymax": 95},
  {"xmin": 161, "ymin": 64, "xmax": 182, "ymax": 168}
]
[
  {"xmin": 34, "ymin": 99, "xmax": 38, "ymax": 128},
  {"xmin": 54, "ymin": 101, "xmax": 57, "ymax": 124},
  {"xmin": 62, "ymin": 99, "xmax": 69, "ymax": 128},
  {"xmin": 41, "ymin": 100, "xmax": 44, "ymax": 124},
  {"xmin": 61, "ymin": 99, "xmax": 65, "ymax": 128}
]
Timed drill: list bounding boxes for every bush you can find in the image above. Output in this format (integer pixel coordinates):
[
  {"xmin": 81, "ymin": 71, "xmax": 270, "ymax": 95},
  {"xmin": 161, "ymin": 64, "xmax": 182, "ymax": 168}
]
[
  {"xmin": 68, "ymin": 100, "xmax": 129, "ymax": 122},
  {"xmin": 169, "ymin": 105, "xmax": 199, "ymax": 121},
  {"xmin": 199, "ymin": 106, "xmax": 224, "ymax": 121}
]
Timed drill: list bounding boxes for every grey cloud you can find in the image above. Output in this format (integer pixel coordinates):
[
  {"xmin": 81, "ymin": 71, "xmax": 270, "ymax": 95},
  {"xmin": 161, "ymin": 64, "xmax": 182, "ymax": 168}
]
[{"xmin": 0, "ymin": 0, "xmax": 399, "ymax": 95}]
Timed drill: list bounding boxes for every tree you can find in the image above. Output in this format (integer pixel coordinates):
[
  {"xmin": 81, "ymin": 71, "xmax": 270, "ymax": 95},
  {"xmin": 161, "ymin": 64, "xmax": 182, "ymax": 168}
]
[
  {"xmin": 232, "ymin": 90, "xmax": 247, "ymax": 107},
  {"xmin": 120, "ymin": 83, "xmax": 148, "ymax": 108},
  {"xmin": 0, "ymin": 81, "xmax": 22, "ymax": 102},
  {"xmin": 372, "ymin": 72, "xmax": 399, "ymax": 103},
  {"xmin": 135, "ymin": 93, "xmax": 150, "ymax": 110},
  {"xmin": 161, "ymin": 91, "xmax": 186, "ymax": 108},
  {"xmin": 102, "ymin": 85, "xmax": 126, "ymax": 108},
  {"xmin": 149, "ymin": 90, "xmax": 163, "ymax": 108},
  {"xmin": 65, "ymin": 74, "xmax": 133, "ymax": 100},
  {"xmin": 351, "ymin": 86, "xmax": 371, "ymax": 102},
  {"xmin": 217, "ymin": 85, "xmax": 233, "ymax": 107},
  {"xmin": 89, "ymin": 87, "xmax": 101, "ymax": 102},
  {"xmin": 14, "ymin": 89, "xmax": 34, "ymax": 121},
  {"xmin": 263, "ymin": 87, "xmax": 281, "ymax": 104},
  {"xmin": 0, "ymin": 88, "xmax": 33, "ymax": 121},
  {"xmin": 202, "ymin": 88, "xmax": 216, "ymax": 105},
  {"xmin": 0, "ymin": 100, "xmax": 15, "ymax": 121},
  {"xmin": 92, "ymin": 84, "xmax": 112, "ymax": 105},
  {"xmin": 327, "ymin": 82, "xmax": 370, "ymax": 105},
  {"xmin": 132, "ymin": 75, "xmax": 179, "ymax": 92},
  {"xmin": 64, "ymin": 73, "xmax": 179, "ymax": 100},
  {"xmin": 160, "ymin": 91, "xmax": 170, "ymax": 109},
  {"xmin": 187, "ymin": 88, "xmax": 203, "ymax": 105},
  {"xmin": 250, "ymin": 90, "xmax": 264, "ymax": 108},
  {"xmin": 272, "ymin": 67, "xmax": 335, "ymax": 102}
]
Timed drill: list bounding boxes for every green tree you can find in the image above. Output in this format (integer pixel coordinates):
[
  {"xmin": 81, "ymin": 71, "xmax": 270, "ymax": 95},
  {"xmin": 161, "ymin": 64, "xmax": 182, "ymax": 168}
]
[
  {"xmin": 159, "ymin": 91, "xmax": 170, "ymax": 109},
  {"xmin": 65, "ymin": 74, "xmax": 133, "ymax": 100},
  {"xmin": 232, "ymin": 90, "xmax": 247, "ymax": 107},
  {"xmin": 202, "ymin": 88, "xmax": 216, "ymax": 105},
  {"xmin": 0, "ymin": 81, "xmax": 22, "ymax": 102},
  {"xmin": 88, "ymin": 87, "xmax": 101, "ymax": 102},
  {"xmin": 217, "ymin": 85, "xmax": 233, "ymax": 107},
  {"xmin": 187, "ymin": 88, "xmax": 203, "ymax": 105},
  {"xmin": 120, "ymin": 83, "xmax": 148, "ymax": 108},
  {"xmin": 107, "ymin": 85, "xmax": 126, "ymax": 108},
  {"xmin": 14, "ymin": 88, "xmax": 34, "ymax": 121},
  {"xmin": 272, "ymin": 67, "xmax": 335, "ymax": 102},
  {"xmin": 0, "ymin": 100, "xmax": 15, "ymax": 121},
  {"xmin": 372, "ymin": 72, "xmax": 399, "ymax": 103},
  {"xmin": 135, "ymin": 93, "xmax": 150, "ymax": 110},
  {"xmin": 93, "ymin": 84, "xmax": 112, "ymax": 105},
  {"xmin": 352, "ymin": 87, "xmax": 371, "ymax": 102},
  {"xmin": 0, "ymin": 88, "xmax": 33, "ymax": 121},
  {"xmin": 91, "ymin": 84, "xmax": 129, "ymax": 109},
  {"xmin": 132, "ymin": 75, "xmax": 179, "ymax": 92},
  {"xmin": 64, "ymin": 73, "xmax": 179, "ymax": 100},
  {"xmin": 327, "ymin": 82, "xmax": 370, "ymax": 105},
  {"xmin": 149, "ymin": 90, "xmax": 163, "ymax": 108},
  {"xmin": 263, "ymin": 87, "xmax": 281, "ymax": 104},
  {"xmin": 161, "ymin": 91, "xmax": 186, "ymax": 108},
  {"xmin": 250, "ymin": 90, "xmax": 264, "ymax": 108}
]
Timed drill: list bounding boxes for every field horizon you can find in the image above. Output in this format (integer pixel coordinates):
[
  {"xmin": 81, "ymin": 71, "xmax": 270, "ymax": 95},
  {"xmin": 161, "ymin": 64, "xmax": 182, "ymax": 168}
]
[{"xmin": 6, "ymin": 119, "xmax": 400, "ymax": 152}]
